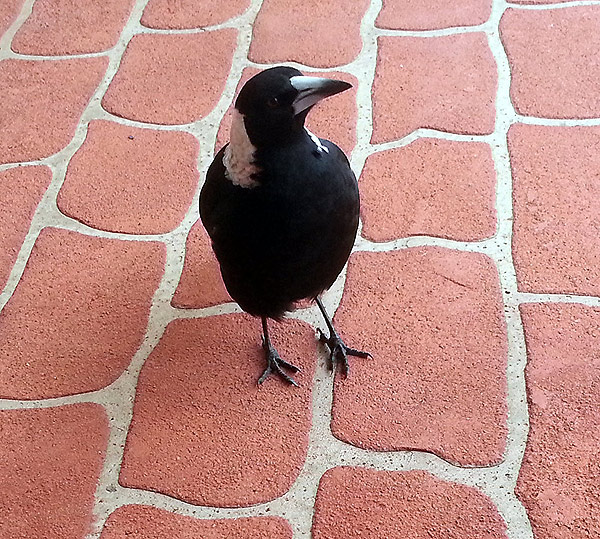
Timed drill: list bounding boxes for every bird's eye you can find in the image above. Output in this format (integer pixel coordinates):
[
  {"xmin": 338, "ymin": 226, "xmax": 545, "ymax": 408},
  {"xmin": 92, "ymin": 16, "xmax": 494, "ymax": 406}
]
[{"xmin": 267, "ymin": 96, "xmax": 280, "ymax": 108}]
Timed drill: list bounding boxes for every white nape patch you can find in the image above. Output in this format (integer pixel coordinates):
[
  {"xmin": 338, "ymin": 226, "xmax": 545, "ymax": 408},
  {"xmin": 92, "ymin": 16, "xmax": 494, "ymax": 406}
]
[
  {"xmin": 223, "ymin": 109, "xmax": 260, "ymax": 188},
  {"xmin": 305, "ymin": 127, "xmax": 329, "ymax": 154}
]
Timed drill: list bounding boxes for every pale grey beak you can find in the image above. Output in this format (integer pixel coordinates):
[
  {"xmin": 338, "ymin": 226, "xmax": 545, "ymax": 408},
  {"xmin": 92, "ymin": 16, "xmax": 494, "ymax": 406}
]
[{"xmin": 290, "ymin": 76, "xmax": 352, "ymax": 116}]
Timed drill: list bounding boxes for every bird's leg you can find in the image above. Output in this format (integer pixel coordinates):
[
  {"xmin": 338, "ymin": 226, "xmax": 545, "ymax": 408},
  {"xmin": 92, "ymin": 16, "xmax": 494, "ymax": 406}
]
[
  {"xmin": 316, "ymin": 297, "xmax": 372, "ymax": 375},
  {"xmin": 258, "ymin": 317, "xmax": 301, "ymax": 386}
]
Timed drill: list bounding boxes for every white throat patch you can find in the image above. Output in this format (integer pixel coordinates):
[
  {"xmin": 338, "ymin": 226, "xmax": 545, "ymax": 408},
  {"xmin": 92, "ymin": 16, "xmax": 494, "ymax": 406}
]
[
  {"xmin": 223, "ymin": 109, "xmax": 260, "ymax": 188},
  {"xmin": 305, "ymin": 127, "xmax": 329, "ymax": 154}
]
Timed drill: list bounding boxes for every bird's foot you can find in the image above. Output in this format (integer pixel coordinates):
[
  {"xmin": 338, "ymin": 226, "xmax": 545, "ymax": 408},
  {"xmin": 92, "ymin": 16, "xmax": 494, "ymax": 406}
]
[
  {"xmin": 317, "ymin": 329, "xmax": 372, "ymax": 375},
  {"xmin": 258, "ymin": 340, "xmax": 301, "ymax": 387}
]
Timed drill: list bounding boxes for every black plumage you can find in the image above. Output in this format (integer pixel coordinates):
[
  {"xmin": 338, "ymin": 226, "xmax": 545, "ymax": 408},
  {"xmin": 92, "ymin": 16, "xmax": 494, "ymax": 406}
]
[{"xmin": 201, "ymin": 67, "xmax": 370, "ymax": 385}]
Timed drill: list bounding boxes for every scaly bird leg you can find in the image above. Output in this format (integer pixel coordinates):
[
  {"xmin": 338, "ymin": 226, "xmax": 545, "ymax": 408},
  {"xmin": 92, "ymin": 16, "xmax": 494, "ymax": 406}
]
[{"xmin": 258, "ymin": 317, "xmax": 301, "ymax": 386}]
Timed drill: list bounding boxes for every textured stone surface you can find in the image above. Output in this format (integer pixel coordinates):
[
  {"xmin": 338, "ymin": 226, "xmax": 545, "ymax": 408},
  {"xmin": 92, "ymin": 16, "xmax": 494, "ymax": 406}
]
[
  {"xmin": 331, "ymin": 249, "xmax": 507, "ymax": 466},
  {"xmin": 377, "ymin": 0, "xmax": 492, "ymax": 30},
  {"xmin": 120, "ymin": 316, "xmax": 315, "ymax": 506},
  {"xmin": 372, "ymin": 34, "xmax": 496, "ymax": 143},
  {"xmin": 0, "ymin": 0, "xmax": 22, "ymax": 36},
  {"xmin": 0, "ymin": 58, "xmax": 108, "ymax": 164},
  {"xmin": 142, "ymin": 0, "xmax": 250, "ymax": 28},
  {"xmin": 510, "ymin": 124, "xmax": 600, "ymax": 296},
  {"xmin": 500, "ymin": 7, "xmax": 600, "ymax": 118},
  {"xmin": 216, "ymin": 68, "xmax": 357, "ymax": 159},
  {"xmin": 101, "ymin": 505, "xmax": 292, "ymax": 538},
  {"xmin": 249, "ymin": 0, "xmax": 369, "ymax": 68},
  {"xmin": 0, "ymin": 228, "xmax": 165, "ymax": 399},
  {"xmin": 0, "ymin": 404, "xmax": 108, "ymax": 539},
  {"xmin": 12, "ymin": 0, "xmax": 134, "ymax": 55},
  {"xmin": 518, "ymin": 303, "xmax": 600, "ymax": 539},
  {"xmin": 0, "ymin": 166, "xmax": 51, "ymax": 289},
  {"xmin": 312, "ymin": 468, "xmax": 508, "ymax": 538},
  {"xmin": 58, "ymin": 120, "xmax": 199, "ymax": 234},
  {"xmin": 171, "ymin": 221, "xmax": 230, "ymax": 308},
  {"xmin": 102, "ymin": 31, "xmax": 236, "ymax": 124},
  {"xmin": 360, "ymin": 139, "xmax": 496, "ymax": 242}
]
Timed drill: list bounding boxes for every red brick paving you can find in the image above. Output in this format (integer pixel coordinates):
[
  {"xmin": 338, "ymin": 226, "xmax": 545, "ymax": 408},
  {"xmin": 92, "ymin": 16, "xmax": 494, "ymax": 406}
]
[
  {"xmin": 0, "ymin": 58, "xmax": 108, "ymax": 164},
  {"xmin": 332, "ymin": 249, "xmax": 507, "ymax": 466},
  {"xmin": 0, "ymin": 404, "xmax": 108, "ymax": 539},
  {"xmin": 377, "ymin": 0, "xmax": 492, "ymax": 30},
  {"xmin": 312, "ymin": 468, "xmax": 507, "ymax": 538},
  {"xmin": 12, "ymin": 0, "xmax": 135, "ymax": 55},
  {"xmin": 0, "ymin": 228, "xmax": 164, "ymax": 399},
  {"xmin": 500, "ymin": 7, "xmax": 600, "ymax": 118},
  {"xmin": 2, "ymin": 0, "xmax": 599, "ymax": 537},
  {"xmin": 101, "ymin": 506, "xmax": 292, "ymax": 538},
  {"xmin": 518, "ymin": 304, "xmax": 600, "ymax": 539},
  {"xmin": 510, "ymin": 124, "xmax": 600, "ymax": 296},
  {"xmin": 120, "ymin": 316, "xmax": 315, "ymax": 507},
  {"xmin": 58, "ymin": 120, "xmax": 199, "ymax": 234},
  {"xmin": 0, "ymin": 166, "xmax": 51, "ymax": 289},
  {"xmin": 361, "ymin": 139, "xmax": 496, "ymax": 242},
  {"xmin": 372, "ymin": 33, "xmax": 497, "ymax": 143},
  {"xmin": 141, "ymin": 0, "xmax": 251, "ymax": 29},
  {"xmin": 102, "ymin": 31, "xmax": 236, "ymax": 125}
]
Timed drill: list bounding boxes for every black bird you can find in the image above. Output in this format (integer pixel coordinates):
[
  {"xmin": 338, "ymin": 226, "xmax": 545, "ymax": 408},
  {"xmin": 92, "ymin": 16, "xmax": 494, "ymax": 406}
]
[{"xmin": 200, "ymin": 66, "xmax": 370, "ymax": 386}]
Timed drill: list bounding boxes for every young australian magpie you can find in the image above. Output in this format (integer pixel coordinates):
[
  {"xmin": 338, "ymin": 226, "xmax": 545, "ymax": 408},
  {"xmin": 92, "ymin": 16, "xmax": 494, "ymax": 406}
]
[{"xmin": 200, "ymin": 66, "xmax": 370, "ymax": 386}]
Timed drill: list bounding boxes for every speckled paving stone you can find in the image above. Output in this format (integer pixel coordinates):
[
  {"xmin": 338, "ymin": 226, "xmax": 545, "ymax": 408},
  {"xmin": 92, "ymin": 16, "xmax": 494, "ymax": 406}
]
[
  {"xmin": 510, "ymin": 124, "xmax": 600, "ymax": 296},
  {"xmin": 171, "ymin": 221, "xmax": 230, "ymax": 308},
  {"xmin": 0, "ymin": 0, "xmax": 23, "ymax": 36},
  {"xmin": 120, "ymin": 315, "xmax": 315, "ymax": 506},
  {"xmin": 377, "ymin": 0, "xmax": 491, "ymax": 30},
  {"xmin": 57, "ymin": 120, "xmax": 199, "ymax": 234},
  {"xmin": 518, "ymin": 304, "xmax": 600, "ymax": 538},
  {"xmin": 102, "ymin": 31, "xmax": 235, "ymax": 125},
  {"xmin": 249, "ymin": 0, "xmax": 369, "ymax": 68},
  {"xmin": 331, "ymin": 248, "xmax": 507, "ymax": 466},
  {"xmin": 101, "ymin": 505, "xmax": 292, "ymax": 538},
  {"xmin": 0, "ymin": 166, "xmax": 51, "ymax": 289},
  {"xmin": 0, "ymin": 404, "xmax": 108, "ymax": 539},
  {"xmin": 142, "ymin": 0, "xmax": 250, "ymax": 28},
  {"xmin": 216, "ymin": 68, "xmax": 357, "ymax": 156},
  {"xmin": 500, "ymin": 7, "xmax": 600, "ymax": 118},
  {"xmin": 12, "ymin": 0, "xmax": 134, "ymax": 55},
  {"xmin": 0, "ymin": 228, "xmax": 165, "ymax": 399},
  {"xmin": 0, "ymin": 58, "xmax": 107, "ymax": 164},
  {"xmin": 372, "ymin": 34, "xmax": 496, "ymax": 143},
  {"xmin": 312, "ymin": 468, "xmax": 507, "ymax": 538},
  {"xmin": 360, "ymin": 139, "xmax": 496, "ymax": 242}
]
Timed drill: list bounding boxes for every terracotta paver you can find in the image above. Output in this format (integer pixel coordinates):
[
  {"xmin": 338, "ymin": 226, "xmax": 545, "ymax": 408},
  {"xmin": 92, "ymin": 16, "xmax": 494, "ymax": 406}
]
[
  {"xmin": 312, "ymin": 468, "xmax": 507, "ymax": 538},
  {"xmin": 57, "ymin": 120, "xmax": 199, "ymax": 234},
  {"xmin": 377, "ymin": 0, "xmax": 492, "ymax": 30},
  {"xmin": 361, "ymin": 139, "xmax": 496, "ymax": 242},
  {"xmin": 0, "ymin": 228, "xmax": 165, "ymax": 399},
  {"xmin": 120, "ymin": 316, "xmax": 315, "ymax": 507},
  {"xmin": 141, "ymin": 0, "xmax": 251, "ymax": 29},
  {"xmin": 510, "ymin": 124, "xmax": 600, "ymax": 296},
  {"xmin": 500, "ymin": 7, "xmax": 600, "ymax": 118},
  {"xmin": 0, "ymin": 166, "xmax": 51, "ymax": 289},
  {"xmin": 0, "ymin": 58, "xmax": 108, "ymax": 164},
  {"xmin": 102, "ymin": 30, "xmax": 236, "ymax": 125},
  {"xmin": 331, "ymin": 248, "xmax": 507, "ymax": 466},
  {"xmin": 101, "ymin": 506, "xmax": 292, "ymax": 538},
  {"xmin": 12, "ymin": 0, "xmax": 135, "ymax": 55},
  {"xmin": 372, "ymin": 33, "xmax": 497, "ymax": 143},
  {"xmin": 0, "ymin": 404, "xmax": 108, "ymax": 539},
  {"xmin": 518, "ymin": 304, "xmax": 600, "ymax": 539},
  {"xmin": 249, "ymin": 0, "xmax": 369, "ymax": 68},
  {"xmin": 2, "ymin": 0, "xmax": 599, "ymax": 536}
]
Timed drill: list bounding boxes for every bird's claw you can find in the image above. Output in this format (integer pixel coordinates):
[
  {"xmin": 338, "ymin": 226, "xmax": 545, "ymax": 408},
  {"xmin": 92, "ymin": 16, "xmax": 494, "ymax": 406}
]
[
  {"xmin": 259, "ymin": 340, "xmax": 301, "ymax": 386},
  {"xmin": 317, "ymin": 329, "xmax": 372, "ymax": 375}
]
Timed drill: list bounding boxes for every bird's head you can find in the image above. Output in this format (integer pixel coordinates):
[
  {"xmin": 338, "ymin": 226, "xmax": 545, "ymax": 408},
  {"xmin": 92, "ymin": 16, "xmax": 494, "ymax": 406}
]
[{"xmin": 233, "ymin": 66, "xmax": 352, "ymax": 148}]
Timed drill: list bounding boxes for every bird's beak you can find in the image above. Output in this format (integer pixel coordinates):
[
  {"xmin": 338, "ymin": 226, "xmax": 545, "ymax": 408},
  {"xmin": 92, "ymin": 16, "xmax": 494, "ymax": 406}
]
[{"xmin": 290, "ymin": 76, "xmax": 352, "ymax": 116}]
